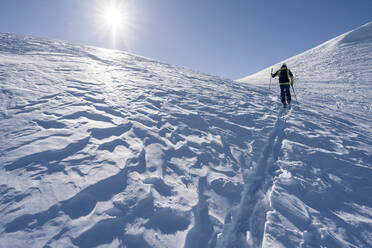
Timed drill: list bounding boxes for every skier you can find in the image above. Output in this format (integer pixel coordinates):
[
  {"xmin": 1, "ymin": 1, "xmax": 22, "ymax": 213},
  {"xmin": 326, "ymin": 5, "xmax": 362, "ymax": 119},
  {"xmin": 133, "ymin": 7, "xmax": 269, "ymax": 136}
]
[{"xmin": 271, "ymin": 64, "xmax": 294, "ymax": 107}]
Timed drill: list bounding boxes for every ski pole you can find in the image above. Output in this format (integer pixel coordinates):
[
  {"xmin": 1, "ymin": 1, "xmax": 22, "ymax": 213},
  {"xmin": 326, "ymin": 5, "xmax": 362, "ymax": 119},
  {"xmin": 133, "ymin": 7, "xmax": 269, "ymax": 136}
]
[
  {"xmin": 291, "ymin": 84, "xmax": 298, "ymax": 104},
  {"xmin": 269, "ymin": 68, "xmax": 273, "ymax": 91}
]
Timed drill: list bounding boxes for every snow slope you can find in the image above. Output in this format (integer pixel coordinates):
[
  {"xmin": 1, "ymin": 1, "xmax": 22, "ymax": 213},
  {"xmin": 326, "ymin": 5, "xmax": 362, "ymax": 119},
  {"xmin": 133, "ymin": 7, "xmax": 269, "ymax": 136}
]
[
  {"xmin": 0, "ymin": 22, "xmax": 371, "ymax": 248},
  {"xmin": 236, "ymin": 22, "xmax": 372, "ymax": 247}
]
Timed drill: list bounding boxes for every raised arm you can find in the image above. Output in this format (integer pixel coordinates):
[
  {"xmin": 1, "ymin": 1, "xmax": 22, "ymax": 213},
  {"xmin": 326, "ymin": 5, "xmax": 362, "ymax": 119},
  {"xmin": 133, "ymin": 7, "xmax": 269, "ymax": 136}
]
[{"xmin": 271, "ymin": 70, "xmax": 279, "ymax": 78}]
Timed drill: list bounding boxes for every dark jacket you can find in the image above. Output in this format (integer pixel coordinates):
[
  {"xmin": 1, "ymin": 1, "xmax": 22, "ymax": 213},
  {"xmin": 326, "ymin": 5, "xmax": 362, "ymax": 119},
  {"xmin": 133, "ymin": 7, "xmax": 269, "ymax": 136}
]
[{"xmin": 272, "ymin": 66, "xmax": 293, "ymax": 84}]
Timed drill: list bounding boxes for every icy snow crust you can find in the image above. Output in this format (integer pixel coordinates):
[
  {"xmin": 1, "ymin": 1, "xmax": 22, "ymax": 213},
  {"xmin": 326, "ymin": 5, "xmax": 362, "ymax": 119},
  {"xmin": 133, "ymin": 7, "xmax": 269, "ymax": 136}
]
[{"xmin": 0, "ymin": 22, "xmax": 371, "ymax": 248}]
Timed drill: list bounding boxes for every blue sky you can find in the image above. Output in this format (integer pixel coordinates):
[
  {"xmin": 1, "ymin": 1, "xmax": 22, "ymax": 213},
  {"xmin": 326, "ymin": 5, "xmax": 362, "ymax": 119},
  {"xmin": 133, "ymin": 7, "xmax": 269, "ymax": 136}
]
[{"xmin": 1, "ymin": 0, "xmax": 371, "ymax": 79}]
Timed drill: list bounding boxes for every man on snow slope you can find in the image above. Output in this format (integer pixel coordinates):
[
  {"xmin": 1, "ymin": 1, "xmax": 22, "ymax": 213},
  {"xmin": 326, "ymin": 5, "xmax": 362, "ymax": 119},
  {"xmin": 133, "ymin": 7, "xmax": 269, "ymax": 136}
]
[{"xmin": 271, "ymin": 64, "xmax": 294, "ymax": 107}]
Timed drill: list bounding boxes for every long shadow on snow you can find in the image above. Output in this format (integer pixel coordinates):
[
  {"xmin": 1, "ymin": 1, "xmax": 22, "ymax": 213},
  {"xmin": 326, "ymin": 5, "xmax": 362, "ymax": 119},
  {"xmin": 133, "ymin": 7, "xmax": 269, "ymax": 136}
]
[
  {"xmin": 184, "ymin": 177, "xmax": 215, "ymax": 248},
  {"xmin": 5, "ymin": 137, "xmax": 90, "ymax": 172},
  {"xmin": 4, "ymin": 168, "xmax": 128, "ymax": 233}
]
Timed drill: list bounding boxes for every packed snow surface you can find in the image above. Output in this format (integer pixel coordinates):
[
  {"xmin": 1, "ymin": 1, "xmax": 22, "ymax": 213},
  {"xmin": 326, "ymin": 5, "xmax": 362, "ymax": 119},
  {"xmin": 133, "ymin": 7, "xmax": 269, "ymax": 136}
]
[{"xmin": 1, "ymin": 22, "xmax": 372, "ymax": 248}]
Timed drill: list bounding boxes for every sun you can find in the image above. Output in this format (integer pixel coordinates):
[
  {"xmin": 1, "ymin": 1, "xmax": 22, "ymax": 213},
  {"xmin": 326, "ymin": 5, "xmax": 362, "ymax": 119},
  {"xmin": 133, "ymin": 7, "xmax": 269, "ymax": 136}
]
[
  {"xmin": 103, "ymin": 6, "xmax": 123, "ymax": 29},
  {"xmin": 95, "ymin": 0, "xmax": 136, "ymax": 49}
]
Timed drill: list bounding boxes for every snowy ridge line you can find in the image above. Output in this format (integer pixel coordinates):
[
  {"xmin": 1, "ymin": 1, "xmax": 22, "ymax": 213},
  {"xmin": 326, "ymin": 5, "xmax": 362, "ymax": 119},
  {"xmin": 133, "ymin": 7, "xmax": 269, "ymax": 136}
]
[{"xmin": 217, "ymin": 105, "xmax": 293, "ymax": 247}]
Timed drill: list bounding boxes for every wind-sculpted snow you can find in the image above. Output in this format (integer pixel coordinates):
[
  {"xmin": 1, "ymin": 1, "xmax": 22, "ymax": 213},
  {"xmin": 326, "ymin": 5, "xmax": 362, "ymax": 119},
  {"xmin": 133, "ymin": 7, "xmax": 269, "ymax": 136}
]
[
  {"xmin": 0, "ymin": 33, "xmax": 273, "ymax": 247},
  {"xmin": 1, "ymin": 21, "xmax": 372, "ymax": 248}
]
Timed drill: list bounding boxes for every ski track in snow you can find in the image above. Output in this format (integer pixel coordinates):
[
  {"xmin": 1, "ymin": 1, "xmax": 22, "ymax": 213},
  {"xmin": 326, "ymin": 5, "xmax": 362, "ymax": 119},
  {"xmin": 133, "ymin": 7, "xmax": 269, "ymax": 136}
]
[
  {"xmin": 1, "ymin": 22, "xmax": 372, "ymax": 248},
  {"xmin": 216, "ymin": 104, "xmax": 294, "ymax": 247}
]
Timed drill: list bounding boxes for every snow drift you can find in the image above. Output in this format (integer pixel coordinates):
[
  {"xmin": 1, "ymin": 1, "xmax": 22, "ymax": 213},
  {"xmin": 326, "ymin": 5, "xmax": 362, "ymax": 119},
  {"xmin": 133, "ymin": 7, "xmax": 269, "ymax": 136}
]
[{"xmin": 0, "ymin": 22, "xmax": 371, "ymax": 248}]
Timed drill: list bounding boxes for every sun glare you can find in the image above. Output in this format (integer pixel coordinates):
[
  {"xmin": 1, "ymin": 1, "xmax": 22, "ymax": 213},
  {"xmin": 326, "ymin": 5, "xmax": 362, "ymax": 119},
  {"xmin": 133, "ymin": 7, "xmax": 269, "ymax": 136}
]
[
  {"xmin": 103, "ymin": 6, "xmax": 123, "ymax": 29},
  {"xmin": 96, "ymin": 0, "xmax": 136, "ymax": 49}
]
